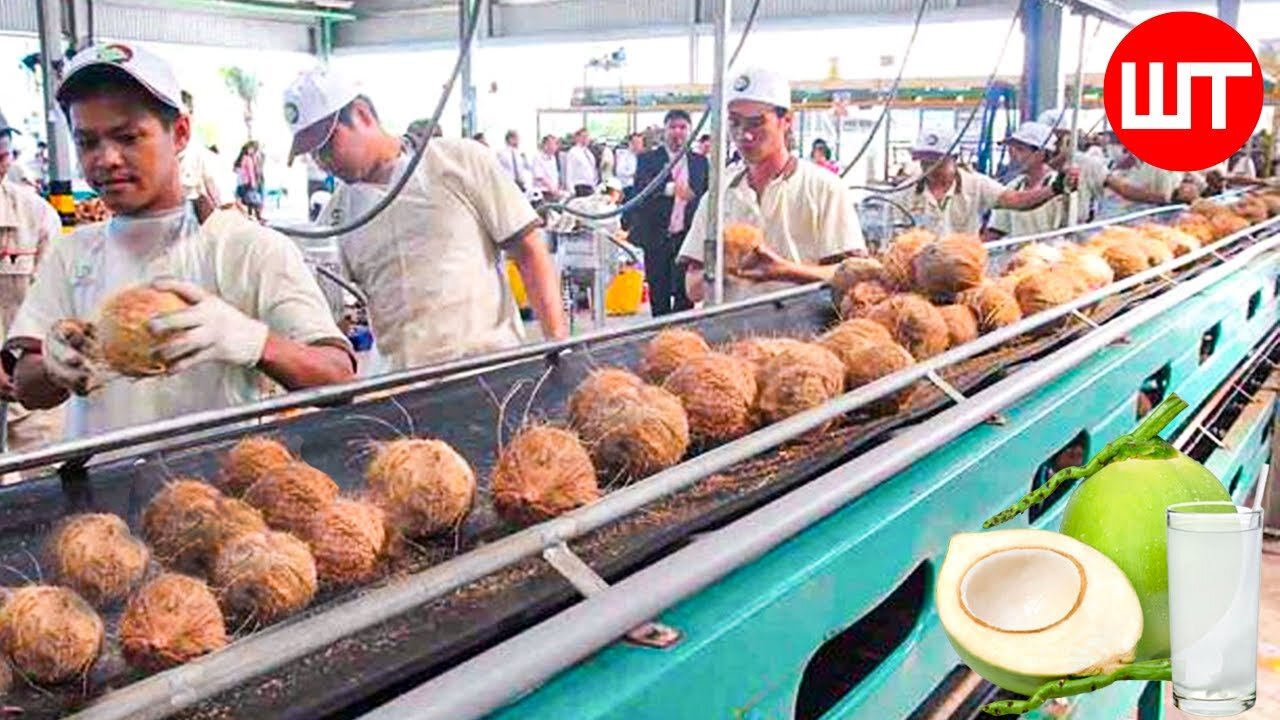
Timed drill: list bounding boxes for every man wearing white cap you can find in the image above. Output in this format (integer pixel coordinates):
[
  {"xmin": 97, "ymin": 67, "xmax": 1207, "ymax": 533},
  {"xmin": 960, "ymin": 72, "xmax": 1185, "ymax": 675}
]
[
  {"xmin": 986, "ymin": 122, "xmax": 1073, "ymax": 239},
  {"xmin": 3, "ymin": 43, "xmax": 355, "ymax": 440},
  {"xmin": 679, "ymin": 67, "xmax": 866, "ymax": 304},
  {"xmin": 283, "ymin": 67, "xmax": 566, "ymax": 370}
]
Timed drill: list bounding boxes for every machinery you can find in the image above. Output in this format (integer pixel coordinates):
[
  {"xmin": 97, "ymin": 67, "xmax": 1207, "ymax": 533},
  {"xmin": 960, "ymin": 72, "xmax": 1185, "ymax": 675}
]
[{"xmin": 0, "ymin": 201, "xmax": 1276, "ymax": 720}]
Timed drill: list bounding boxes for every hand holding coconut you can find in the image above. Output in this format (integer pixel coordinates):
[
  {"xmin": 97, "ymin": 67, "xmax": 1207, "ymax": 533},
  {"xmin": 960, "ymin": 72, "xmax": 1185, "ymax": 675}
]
[
  {"xmin": 42, "ymin": 319, "xmax": 106, "ymax": 396},
  {"xmin": 146, "ymin": 279, "xmax": 269, "ymax": 374},
  {"xmin": 733, "ymin": 243, "xmax": 831, "ymax": 285}
]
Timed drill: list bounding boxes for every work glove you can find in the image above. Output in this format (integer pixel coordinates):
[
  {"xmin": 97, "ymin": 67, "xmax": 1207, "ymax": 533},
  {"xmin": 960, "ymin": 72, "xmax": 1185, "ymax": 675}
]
[
  {"xmin": 43, "ymin": 319, "xmax": 103, "ymax": 396},
  {"xmin": 148, "ymin": 279, "xmax": 269, "ymax": 374}
]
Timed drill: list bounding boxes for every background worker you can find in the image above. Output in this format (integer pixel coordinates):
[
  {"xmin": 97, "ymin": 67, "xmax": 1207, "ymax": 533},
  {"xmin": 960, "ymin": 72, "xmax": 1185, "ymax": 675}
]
[
  {"xmin": 985, "ymin": 122, "xmax": 1069, "ymax": 240},
  {"xmin": 680, "ymin": 68, "xmax": 866, "ymax": 304},
  {"xmin": 563, "ymin": 128, "xmax": 598, "ymax": 198},
  {"xmin": 5, "ymin": 44, "xmax": 354, "ymax": 440},
  {"xmin": 285, "ymin": 66, "xmax": 567, "ymax": 370}
]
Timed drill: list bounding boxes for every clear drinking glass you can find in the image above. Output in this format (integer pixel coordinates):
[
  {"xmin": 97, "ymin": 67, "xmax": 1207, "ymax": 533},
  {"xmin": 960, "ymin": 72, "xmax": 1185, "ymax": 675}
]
[{"xmin": 1166, "ymin": 501, "xmax": 1263, "ymax": 717}]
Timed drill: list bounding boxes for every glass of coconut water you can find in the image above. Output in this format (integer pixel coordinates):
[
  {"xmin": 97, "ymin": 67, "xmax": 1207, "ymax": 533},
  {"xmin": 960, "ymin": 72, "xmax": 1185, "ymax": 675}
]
[{"xmin": 1166, "ymin": 501, "xmax": 1262, "ymax": 717}]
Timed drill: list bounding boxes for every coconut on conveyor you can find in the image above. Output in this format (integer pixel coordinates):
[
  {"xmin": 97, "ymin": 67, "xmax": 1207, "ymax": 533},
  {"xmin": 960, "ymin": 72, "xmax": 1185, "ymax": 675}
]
[
  {"xmin": 662, "ymin": 353, "xmax": 758, "ymax": 445},
  {"xmin": 45, "ymin": 513, "xmax": 149, "ymax": 607},
  {"xmin": 866, "ymin": 294, "xmax": 950, "ymax": 360},
  {"xmin": 217, "ymin": 436, "xmax": 294, "ymax": 497},
  {"xmin": 829, "ymin": 256, "xmax": 890, "ymax": 307},
  {"xmin": 142, "ymin": 479, "xmax": 268, "ymax": 575},
  {"xmin": 755, "ymin": 342, "xmax": 846, "ymax": 425},
  {"xmin": 840, "ymin": 341, "xmax": 916, "ymax": 415},
  {"xmin": 569, "ymin": 371, "xmax": 690, "ymax": 480},
  {"xmin": 243, "ymin": 461, "xmax": 340, "ymax": 537},
  {"xmin": 366, "ymin": 439, "xmax": 477, "ymax": 538},
  {"xmin": 302, "ymin": 499, "xmax": 388, "ymax": 586},
  {"xmin": 211, "ymin": 530, "xmax": 317, "ymax": 625},
  {"xmin": 491, "ymin": 426, "xmax": 600, "ymax": 525},
  {"xmin": 912, "ymin": 233, "xmax": 988, "ymax": 298},
  {"xmin": 0, "ymin": 586, "xmax": 104, "ymax": 684},
  {"xmin": 639, "ymin": 328, "xmax": 710, "ymax": 384},
  {"xmin": 956, "ymin": 285, "xmax": 1022, "ymax": 334},
  {"xmin": 119, "ymin": 573, "xmax": 227, "ymax": 672},
  {"xmin": 936, "ymin": 304, "xmax": 979, "ymax": 348},
  {"xmin": 881, "ymin": 229, "xmax": 936, "ymax": 290}
]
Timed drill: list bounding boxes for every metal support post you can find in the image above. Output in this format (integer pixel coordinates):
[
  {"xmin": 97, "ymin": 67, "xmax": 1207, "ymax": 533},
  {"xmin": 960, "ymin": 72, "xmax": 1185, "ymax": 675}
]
[
  {"xmin": 1065, "ymin": 12, "xmax": 1088, "ymax": 226},
  {"xmin": 688, "ymin": 0, "xmax": 700, "ymax": 84},
  {"xmin": 459, "ymin": 0, "xmax": 476, "ymax": 138},
  {"xmin": 702, "ymin": 0, "xmax": 731, "ymax": 306},
  {"xmin": 1020, "ymin": 0, "xmax": 1062, "ymax": 122},
  {"xmin": 1217, "ymin": 0, "xmax": 1240, "ymax": 28},
  {"xmin": 61, "ymin": 0, "xmax": 93, "ymax": 53},
  {"xmin": 37, "ymin": 0, "xmax": 75, "ymax": 228}
]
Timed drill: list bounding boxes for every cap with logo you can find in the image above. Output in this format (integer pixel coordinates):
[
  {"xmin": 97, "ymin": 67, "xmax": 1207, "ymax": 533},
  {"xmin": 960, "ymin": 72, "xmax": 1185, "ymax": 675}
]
[
  {"xmin": 727, "ymin": 67, "xmax": 792, "ymax": 110},
  {"xmin": 1002, "ymin": 122, "xmax": 1057, "ymax": 153},
  {"xmin": 56, "ymin": 43, "xmax": 183, "ymax": 112},
  {"xmin": 911, "ymin": 128, "xmax": 959, "ymax": 156},
  {"xmin": 283, "ymin": 66, "xmax": 361, "ymax": 165}
]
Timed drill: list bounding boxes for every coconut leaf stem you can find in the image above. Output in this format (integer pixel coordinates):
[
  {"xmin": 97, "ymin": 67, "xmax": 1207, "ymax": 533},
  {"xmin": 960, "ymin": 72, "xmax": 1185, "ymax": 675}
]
[
  {"xmin": 979, "ymin": 658, "xmax": 1171, "ymax": 716},
  {"xmin": 982, "ymin": 394, "xmax": 1189, "ymax": 529}
]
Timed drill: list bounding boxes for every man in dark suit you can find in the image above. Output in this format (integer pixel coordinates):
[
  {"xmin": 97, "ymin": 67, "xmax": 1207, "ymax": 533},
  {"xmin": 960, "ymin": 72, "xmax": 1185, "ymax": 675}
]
[{"xmin": 631, "ymin": 110, "xmax": 709, "ymax": 316}]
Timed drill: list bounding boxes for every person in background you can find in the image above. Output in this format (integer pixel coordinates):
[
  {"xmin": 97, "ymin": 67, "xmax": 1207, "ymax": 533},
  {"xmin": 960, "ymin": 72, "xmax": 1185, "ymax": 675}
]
[
  {"xmin": 1229, "ymin": 148, "xmax": 1258, "ymax": 179},
  {"xmin": 614, "ymin": 133, "xmax": 643, "ymax": 193},
  {"xmin": 810, "ymin": 139, "xmax": 839, "ymax": 174},
  {"xmin": 633, "ymin": 110, "xmax": 709, "ymax": 316},
  {"xmin": 496, "ymin": 130, "xmax": 532, "ymax": 195},
  {"xmin": 531, "ymin": 134, "xmax": 562, "ymax": 202},
  {"xmin": 472, "ymin": 132, "xmax": 488, "ymax": 147},
  {"xmin": 695, "ymin": 134, "xmax": 713, "ymax": 157},
  {"xmin": 680, "ymin": 68, "xmax": 866, "ymax": 304},
  {"xmin": 985, "ymin": 122, "xmax": 1068, "ymax": 240},
  {"xmin": 233, "ymin": 141, "xmax": 265, "ymax": 222},
  {"xmin": 1094, "ymin": 148, "xmax": 1183, "ymax": 217},
  {"xmin": 283, "ymin": 66, "xmax": 566, "ymax": 371},
  {"xmin": 177, "ymin": 90, "xmax": 231, "ymax": 217},
  {"xmin": 564, "ymin": 128, "xmax": 598, "ymax": 198},
  {"xmin": 24, "ymin": 141, "xmax": 47, "ymax": 192},
  {"xmin": 596, "ymin": 139, "xmax": 615, "ymax": 184}
]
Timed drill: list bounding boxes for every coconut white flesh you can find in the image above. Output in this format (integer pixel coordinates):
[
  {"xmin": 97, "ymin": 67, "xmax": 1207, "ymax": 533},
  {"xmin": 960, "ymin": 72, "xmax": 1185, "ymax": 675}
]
[{"xmin": 936, "ymin": 529, "xmax": 1142, "ymax": 696}]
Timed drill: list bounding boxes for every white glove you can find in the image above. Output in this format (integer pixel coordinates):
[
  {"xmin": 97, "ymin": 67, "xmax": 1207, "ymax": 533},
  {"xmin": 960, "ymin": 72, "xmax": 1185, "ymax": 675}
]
[
  {"xmin": 43, "ymin": 320, "xmax": 102, "ymax": 395},
  {"xmin": 147, "ymin": 279, "xmax": 269, "ymax": 374}
]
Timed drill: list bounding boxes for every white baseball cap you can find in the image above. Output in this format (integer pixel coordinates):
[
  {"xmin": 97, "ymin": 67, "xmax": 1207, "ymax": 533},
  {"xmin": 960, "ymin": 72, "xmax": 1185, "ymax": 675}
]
[
  {"xmin": 1037, "ymin": 108, "xmax": 1079, "ymax": 132},
  {"xmin": 56, "ymin": 43, "xmax": 183, "ymax": 111},
  {"xmin": 911, "ymin": 128, "xmax": 958, "ymax": 157},
  {"xmin": 283, "ymin": 66, "xmax": 361, "ymax": 165},
  {"xmin": 727, "ymin": 67, "xmax": 791, "ymax": 110},
  {"xmin": 1003, "ymin": 122, "xmax": 1057, "ymax": 153}
]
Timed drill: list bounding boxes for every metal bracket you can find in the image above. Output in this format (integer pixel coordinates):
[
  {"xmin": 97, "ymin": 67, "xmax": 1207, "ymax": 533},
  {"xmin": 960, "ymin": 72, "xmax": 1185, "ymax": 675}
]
[
  {"xmin": 1212, "ymin": 250, "xmax": 1231, "ymax": 263},
  {"xmin": 541, "ymin": 542, "xmax": 683, "ymax": 649},
  {"xmin": 1071, "ymin": 309, "xmax": 1101, "ymax": 329},
  {"xmin": 1159, "ymin": 272, "xmax": 1179, "ymax": 287},
  {"xmin": 925, "ymin": 371, "xmax": 1007, "ymax": 425},
  {"xmin": 1232, "ymin": 381, "xmax": 1258, "ymax": 403},
  {"xmin": 1188, "ymin": 420, "xmax": 1231, "ymax": 451}
]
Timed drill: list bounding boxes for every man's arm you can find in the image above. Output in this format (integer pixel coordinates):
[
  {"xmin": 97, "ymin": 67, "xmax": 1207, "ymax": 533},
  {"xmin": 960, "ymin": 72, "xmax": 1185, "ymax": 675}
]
[
  {"xmin": 996, "ymin": 184, "xmax": 1060, "ymax": 211},
  {"xmin": 1104, "ymin": 174, "xmax": 1172, "ymax": 205},
  {"xmin": 684, "ymin": 260, "xmax": 706, "ymax": 304},
  {"xmin": 257, "ymin": 338, "xmax": 354, "ymax": 391},
  {"xmin": 507, "ymin": 227, "xmax": 568, "ymax": 341}
]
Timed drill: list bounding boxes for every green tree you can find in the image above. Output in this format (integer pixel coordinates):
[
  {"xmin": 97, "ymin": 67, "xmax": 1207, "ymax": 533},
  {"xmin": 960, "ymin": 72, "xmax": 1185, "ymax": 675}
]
[{"xmin": 220, "ymin": 66, "xmax": 260, "ymax": 140}]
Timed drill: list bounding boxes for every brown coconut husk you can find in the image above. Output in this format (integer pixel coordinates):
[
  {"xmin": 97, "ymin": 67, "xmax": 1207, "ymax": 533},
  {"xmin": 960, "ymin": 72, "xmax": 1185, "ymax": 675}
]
[
  {"xmin": 95, "ymin": 285, "xmax": 192, "ymax": 377},
  {"xmin": 837, "ymin": 281, "xmax": 891, "ymax": 319},
  {"xmin": 243, "ymin": 462, "xmax": 340, "ymax": 537},
  {"xmin": 842, "ymin": 341, "xmax": 916, "ymax": 414},
  {"xmin": 721, "ymin": 337, "xmax": 811, "ymax": 380},
  {"xmin": 956, "ymin": 284, "xmax": 1022, "ymax": 334},
  {"xmin": 46, "ymin": 513, "xmax": 149, "ymax": 608},
  {"xmin": 1084, "ymin": 225, "xmax": 1144, "ymax": 254},
  {"xmin": 1174, "ymin": 213, "xmax": 1216, "ymax": 244},
  {"xmin": 1233, "ymin": 197, "xmax": 1269, "ymax": 224},
  {"xmin": 1061, "ymin": 248, "xmax": 1115, "ymax": 290},
  {"xmin": 491, "ymin": 426, "xmax": 600, "ymax": 525},
  {"xmin": 880, "ymin": 229, "xmax": 936, "ymax": 290},
  {"xmin": 211, "ymin": 530, "xmax": 317, "ymax": 625},
  {"xmin": 0, "ymin": 586, "xmax": 103, "ymax": 684},
  {"xmin": 722, "ymin": 223, "xmax": 765, "ymax": 274},
  {"xmin": 366, "ymin": 439, "xmax": 476, "ymax": 538},
  {"xmin": 1138, "ymin": 225, "xmax": 1201, "ymax": 257},
  {"xmin": 142, "ymin": 479, "xmax": 268, "ymax": 575},
  {"xmin": 566, "ymin": 368, "xmax": 646, "ymax": 429},
  {"xmin": 573, "ymin": 383, "xmax": 690, "ymax": 480},
  {"xmin": 1258, "ymin": 193, "xmax": 1280, "ymax": 217},
  {"xmin": 119, "ymin": 573, "xmax": 226, "ymax": 672},
  {"xmin": 866, "ymin": 294, "xmax": 949, "ymax": 360},
  {"xmin": 1054, "ymin": 263, "xmax": 1095, "ymax": 296},
  {"xmin": 302, "ymin": 499, "xmax": 388, "ymax": 586},
  {"xmin": 1210, "ymin": 212, "xmax": 1250, "ymax": 239},
  {"xmin": 829, "ymin": 257, "xmax": 890, "ymax": 306},
  {"xmin": 662, "ymin": 353, "xmax": 758, "ymax": 444},
  {"xmin": 1101, "ymin": 242, "xmax": 1151, "ymax": 279},
  {"xmin": 1190, "ymin": 198, "xmax": 1229, "ymax": 218},
  {"xmin": 756, "ymin": 343, "xmax": 846, "ymax": 425},
  {"xmin": 1134, "ymin": 237, "xmax": 1174, "ymax": 267},
  {"xmin": 819, "ymin": 319, "xmax": 894, "ymax": 377},
  {"xmin": 911, "ymin": 233, "xmax": 988, "ymax": 298},
  {"xmin": 1014, "ymin": 272, "xmax": 1078, "ymax": 316},
  {"xmin": 1004, "ymin": 243, "xmax": 1064, "ymax": 274},
  {"xmin": 639, "ymin": 328, "xmax": 710, "ymax": 384},
  {"xmin": 216, "ymin": 436, "xmax": 294, "ymax": 497},
  {"xmin": 937, "ymin": 304, "xmax": 979, "ymax": 348}
]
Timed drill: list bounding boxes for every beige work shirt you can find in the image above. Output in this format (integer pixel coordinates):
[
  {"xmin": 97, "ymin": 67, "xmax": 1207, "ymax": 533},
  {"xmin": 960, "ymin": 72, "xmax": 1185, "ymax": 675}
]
[
  {"xmin": 8, "ymin": 206, "xmax": 349, "ymax": 440},
  {"xmin": 0, "ymin": 180, "xmax": 61, "ymax": 279},
  {"xmin": 679, "ymin": 158, "xmax": 866, "ymax": 303},
  {"xmin": 1096, "ymin": 161, "xmax": 1181, "ymax": 219},
  {"xmin": 324, "ymin": 138, "xmax": 538, "ymax": 371},
  {"xmin": 988, "ymin": 171, "xmax": 1066, "ymax": 238},
  {"xmin": 893, "ymin": 169, "xmax": 1006, "ymax": 235}
]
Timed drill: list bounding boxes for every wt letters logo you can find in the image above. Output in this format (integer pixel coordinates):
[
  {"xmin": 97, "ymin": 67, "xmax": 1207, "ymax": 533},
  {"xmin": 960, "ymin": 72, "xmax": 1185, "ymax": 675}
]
[{"xmin": 1103, "ymin": 12, "xmax": 1263, "ymax": 172}]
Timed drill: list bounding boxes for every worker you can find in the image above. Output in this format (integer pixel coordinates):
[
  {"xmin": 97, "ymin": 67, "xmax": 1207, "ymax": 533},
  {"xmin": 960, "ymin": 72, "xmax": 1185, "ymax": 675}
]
[
  {"xmin": 283, "ymin": 66, "xmax": 567, "ymax": 371},
  {"xmin": 1094, "ymin": 149, "xmax": 1184, "ymax": 218},
  {"xmin": 3, "ymin": 43, "xmax": 355, "ymax": 440},
  {"xmin": 679, "ymin": 67, "xmax": 866, "ymax": 304},
  {"xmin": 985, "ymin": 122, "xmax": 1070, "ymax": 240},
  {"xmin": 177, "ymin": 89, "xmax": 233, "ymax": 219},
  {"xmin": 892, "ymin": 127, "xmax": 1072, "ymax": 236}
]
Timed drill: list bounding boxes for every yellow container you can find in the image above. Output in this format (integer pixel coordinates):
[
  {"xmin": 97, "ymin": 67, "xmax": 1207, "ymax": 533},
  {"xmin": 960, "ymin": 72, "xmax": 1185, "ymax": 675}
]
[
  {"xmin": 507, "ymin": 259, "xmax": 529, "ymax": 309},
  {"xmin": 605, "ymin": 267, "xmax": 644, "ymax": 316}
]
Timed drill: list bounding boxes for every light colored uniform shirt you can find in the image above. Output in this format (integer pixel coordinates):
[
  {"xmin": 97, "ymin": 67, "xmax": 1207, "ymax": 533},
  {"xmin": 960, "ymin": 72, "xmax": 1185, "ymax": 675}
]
[
  {"xmin": 322, "ymin": 138, "xmax": 537, "ymax": 371},
  {"xmin": 564, "ymin": 145, "xmax": 598, "ymax": 190},
  {"xmin": 1070, "ymin": 151, "xmax": 1111, "ymax": 224},
  {"xmin": 988, "ymin": 171, "xmax": 1065, "ymax": 238},
  {"xmin": 178, "ymin": 145, "xmax": 228, "ymax": 207},
  {"xmin": 0, "ymin": 180, "xmax": 60, "ymax": 281},
  {"xmin": 679, "ymin": 158, "xmax": 866, "ymax": 303},
  {"xmin": 495, "ymin": 145, "xmax": 532, "ymax": 192},
  {"xmin": 615, "ymin": 148, "xmax": 638, "ymax": 188},
  {"xmin": 893, "ymin": 169, "xmax": 1006, "ymax": 235},
  {"xmin": 531, "ymin": 152, "xmax": 560, "ymax": 195},
  {"xmin": 1096, "ymin": 160, "xmax": 1181, "ymax": 219},
  {"xmin": 8, "ymin": 206, "xmax": 348, "ymax": 440}
]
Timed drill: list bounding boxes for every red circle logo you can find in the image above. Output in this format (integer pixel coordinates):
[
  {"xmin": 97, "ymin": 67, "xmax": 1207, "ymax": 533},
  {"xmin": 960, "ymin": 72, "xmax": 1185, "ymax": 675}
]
[{"xmin": 1103, "ymin": 12, "xmax": 1263, "ymax": 172}]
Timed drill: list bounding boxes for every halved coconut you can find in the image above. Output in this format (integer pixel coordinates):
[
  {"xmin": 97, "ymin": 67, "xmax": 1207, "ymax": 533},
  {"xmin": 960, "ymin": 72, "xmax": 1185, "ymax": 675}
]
[{"xmin": 936, "ymin": 529, "xmax": 1143, "ymax": 696}]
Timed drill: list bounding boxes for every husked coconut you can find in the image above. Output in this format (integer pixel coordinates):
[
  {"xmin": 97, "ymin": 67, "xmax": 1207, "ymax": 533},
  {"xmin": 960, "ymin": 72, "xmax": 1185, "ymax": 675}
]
[
  {"xmin": 1052, "ymin": 263, "xmax": 1093, "ymax": 296},
  {"xmin": 366, "ymin": 439, "xmax": 476, "ymax": 537},
  {"xmin": 491, "ymin": 426, "xmax": 600, "ymax": 525},
  {"xmin": 1135, "ymin": 237, "xmax": 1174, "ymax": 267},
  {"xmin": 1234, "ymin": 197, "xmax": 1269, "ymax": 224},
  {"xmin": 1190, "ymin": 198, "xmax": 1228, "ymax": 218},
  {"xmin": 573, "ymin": 383, "xmax": 689, "ymax": 479},
  {"xmin": 217, "ymin": 436, "xmax": 293, "ymax": 497},
  {"xmin": 95, "ymin": 285, "xmax": 192, "ymax": 377},
  {"xmin": 662, "ymin": 354, "xmax": 758, "ymax": 444},
  {"xmin": 722, "ymin": 223, "xmax": 764, "ymax": 274},
  {"xmin": 1085, "ymin": 226, "xmax": 1143, "ymax": 252},
  {"xmin": 866, "ymin": 294, "xmax": 950, "ymax": 360},
  {"xmin": 0, "ymin": 586, "xmax": 103, "ymax": 684},
  {"xmin": 1175, "ymin": 213, "xmax": 1216, "ymax": 243},
  {"xmin": 1064, "ymin": 251, "xmax": 1115, "ymax": 290},
  {"xmin": 721, "ymin": 337, "xmax": 810, "ymax": 379},
  {"xmin": 756, "ymin": 343, "xmax": 846, "ymax": 425},
  {"xmin": 567, "ymin": 368, "xmax": 645, "ymax": 429},
  {"xmin": 912, "ymin": 233, "xmax": 988, "ymax": 297},
  {"xmin": 119, "ymin": 573, "xmax": 226, "ymax": 672},
  {"xmin": 937, "ymin": 305, "xmax": 979, "ymax": 348},
  {"xmin": 881, "ymin": 229, "xmax": 936, "ymax": 290},
  {"xmin": 1014, "ymin": 272, "xmax": 1078, "ymax": 316},
  {"xmin": 1138, "ymin": 224, "xmax": 1201, "ymax": 257},
  {"xmin": 842, "ymin": 341, "xmax": 916, "ymax": 414},
  {"xmin": 838, "ymin": 280, "xmax": 891, "ymax": 319},
  {"xmin": 243, "ymin": 462, "xmax": 340, "ymax": 536},
  {"xmin": 640, "ymin": 328, "xmax": 710, "ymax": 384},
  {"xmin": 142, "ymin": 479, "xmax": 268, "ymax": 574},
  {"xmin": 1004, "ymin": 243, "xmax": 1063, "ymax": 274},
  {"xmin": 46, "ymin": 513, "xmax": 149, "ymax": 607},
  {"xmin": 1101, "ymin": 242, "xmax": 1150, "ymax": 279},
  {"xmin": 211, "ymin": 530, "xmax": 317, "ymax": 624},
  {"xmin": 1259, "ymin": 193, "xmax": 1280, "ymax": 217},
  {"xmin": 1210, "ymin": 212, "xmax": 1250, "ymax": 239},
  {"xmin": 956, "ymin": 285, "xmax": 1022, "ymax": 334},
  {"xmin": 302, "ymin": 499, "xmax": 388, "ymax": 585},
  {"xmin": 829, "ymin": 257, "xmax": 890, "ymax": 306}
]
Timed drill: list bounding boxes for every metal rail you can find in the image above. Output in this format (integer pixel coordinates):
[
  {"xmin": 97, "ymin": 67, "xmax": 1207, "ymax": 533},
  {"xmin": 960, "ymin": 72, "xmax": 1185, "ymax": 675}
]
[{"xmin": 68, "ymin": 216, "xmax": 1280, "ymax": 720}]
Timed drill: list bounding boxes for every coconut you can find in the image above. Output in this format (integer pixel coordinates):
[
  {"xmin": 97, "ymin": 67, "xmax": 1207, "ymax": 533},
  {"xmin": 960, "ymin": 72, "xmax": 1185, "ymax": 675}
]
[
  {"xmin": 756, "ymin": 343, "xmax": 846, "ymax": 425},
  {"xmin": 211, "ymin": 530, "xmax": 317, "ymax": 624},
  {"xmin": 0, "ymin": 586, "xmax": 103, "ymax": 684},
  {"xmin": 1085, "ymin": 226, "xmax": 1143, "ymax": 252},
  {"xmin": 1101, "ymin": 242, "xmax": 1151, "ymax": 279},
  {"xmin": 1063, "ymin": 251, "xmax": 1115, "ymax": 290},
  {"xmin": 837, "ymin": 280, "xmax": 891, "ymax": 319},
  {"xmin": 639, "ymin": 328, "xmax": 710, "ymax": 384},
  {"xmin": 829, "ymin": 257, "xmax": 890, "ymax": 306},
  {"xmin": 216, "ymin": 436, "xmax": 294, "ymax": 497},
  {"xmin": 1233, "ymin": 197, "xmax": 1268, "ymax": 224},
  {"xmin": 881, "ymin": 229, "xmax": 936, "ymax": 290},
  {"xmin": 566, "ymin": 368, "xmax": 646, "ymax": 429},
  {"xmin": 1051, "ymin": 263, "xmax": 1094, "ymax": 297},
  {"xmin": 721, "ymin": 223, "xmax": 764, "ymax": 274},
  {"xmin": 95, "ymin": 285, "xmax": 192, "ymax": 377},
  {"xmin": 662, "ymin": 353, "xmax": 757, "ymax": 444},
  {"xmin": 1174, "ymin": 213, "xmax": 1216, "ymax": 243},
  {"xmin": 1003, "ymin": 243, "xmax": 1063, "ymax": 274},
  {"xmin": 243, "ymin": 461, "xmax": 340, "ymax": 537},
  {"xmin": 119, "ymin": 573, "xmax": 227, "ymax": 672},
  {"xmin": 721, "ymin": 337, "xmax": 810, "ymax": 379},
  {"xmin": 866, "ymin": 294, "xmax": 949, "ymax": 360},
  {"xmin": 993, "ymin": 270, "xmax": 1028, "ymax": 296},
  {"xmin": 841, "ymin": 341, "xmax": 916, "ymax": 414},
  {"xmin": 1189, "ymin": 198, "xmax": 1228, "ymax": 218},
  {"xmin": 1134, "ymin": 237, "xmax": 1174, "ymax": 267},
  {"xmin": 142, "ymin": 479, "xmax": 268, "ymax": 574},
  {"xmin": 937, "ymin": 305, "xmax": 979, "ymax": 348},
  {"xmin": 1014, "ymin": 272, "xmax": 1078, "ymax": 316},
  {"xmin": 1259, "ymin": 193, "xmax": 1280, "ymax": 217},
  {"xmin": 819, "ymin": 319, "xmax": 894, "ymax": 375},
  {"xmin": 956, "ymin": 285, "xmax": 1022, "ymax": 334},
  {"xmin": 1210, "ymin": 212, "xmax": 1250, "ymax": 239},
  {"xmin": 937, "ymin": 529, "xmax": 1143, "ymax": 695},
  {"xmin": 912, "ymin": 233, "xmax": 988, "ymax": 298},
  {"xmin": 302, "ymin": 499, "xmax": 387, "ymax": 586},
  {"xmin": 45, "ymin": 513, "xmax": 149, "ymax": 607},
  {"xmin": 366, "ymin": 439, "xmax": 476, "ymax": 538},
  {"xmin": 572, "ymin": 382, "xmax": 689, "ymax": 479},
  {"xmin": 491, "ymin": 426, "xmax": 600, "ymax": 525}
]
